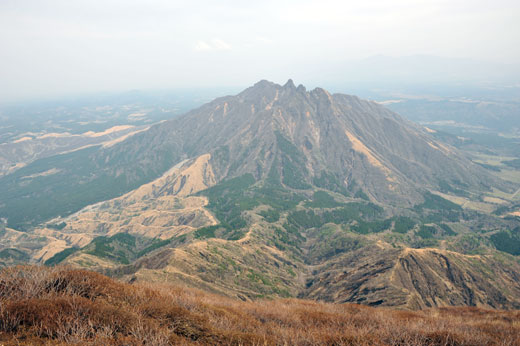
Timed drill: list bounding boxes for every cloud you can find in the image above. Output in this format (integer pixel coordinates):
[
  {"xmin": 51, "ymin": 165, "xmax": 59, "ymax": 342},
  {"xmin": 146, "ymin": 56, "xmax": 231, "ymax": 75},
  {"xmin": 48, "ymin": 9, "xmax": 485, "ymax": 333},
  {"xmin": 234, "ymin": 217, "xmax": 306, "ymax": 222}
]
[
  {"xmin": 212, "ymin": 39, "xmax": 231, "ymax": 50},
  {"xmin": 194, "ymin": 38, "xmax": 231, "ymax": 51},
  {"xmin": 256, "ymin": 36, "xmax": 273, "ymax": 44},
  {"xmin": 194, "ymin": 40, "xmax": 212, "ymax": 51}
]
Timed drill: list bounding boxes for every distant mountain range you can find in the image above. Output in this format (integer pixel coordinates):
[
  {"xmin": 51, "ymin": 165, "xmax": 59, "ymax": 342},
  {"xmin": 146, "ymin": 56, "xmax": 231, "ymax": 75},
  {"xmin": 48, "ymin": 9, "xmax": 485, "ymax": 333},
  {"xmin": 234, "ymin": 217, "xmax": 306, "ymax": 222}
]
[{"xmin": 0, "ymin": 80, "xmax": 519, "ymax": 309}]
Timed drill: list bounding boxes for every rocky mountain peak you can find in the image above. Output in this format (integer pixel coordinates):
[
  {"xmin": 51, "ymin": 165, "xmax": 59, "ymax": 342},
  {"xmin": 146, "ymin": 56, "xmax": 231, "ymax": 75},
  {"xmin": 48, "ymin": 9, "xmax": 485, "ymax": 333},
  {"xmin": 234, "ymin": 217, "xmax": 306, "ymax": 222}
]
[
  {"xmin": 283, "ymin": 79, "xmax": 296, "ymax": 89},
  {"xmin": 296, "ymin": 84, "xmax": 306, "ymax": 93},
  {"xmin": 252, "ymin": 79, "xmax": 276, "ymax": 88}
]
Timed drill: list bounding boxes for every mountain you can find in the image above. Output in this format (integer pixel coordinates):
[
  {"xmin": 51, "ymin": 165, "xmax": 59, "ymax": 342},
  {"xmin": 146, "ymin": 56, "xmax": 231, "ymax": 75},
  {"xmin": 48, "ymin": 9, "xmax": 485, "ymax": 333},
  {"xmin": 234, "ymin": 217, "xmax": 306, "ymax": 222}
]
[
  {"xmin": 165, "ymin": 79, "xmax": 510, "ymax": 205},
  {"xmin": 0, "ymin": 79, "xmax": 512, "ymax": 229},
  {"xmin": 1, "ymin": 80, "xmax": 519, "ymax": 309}
]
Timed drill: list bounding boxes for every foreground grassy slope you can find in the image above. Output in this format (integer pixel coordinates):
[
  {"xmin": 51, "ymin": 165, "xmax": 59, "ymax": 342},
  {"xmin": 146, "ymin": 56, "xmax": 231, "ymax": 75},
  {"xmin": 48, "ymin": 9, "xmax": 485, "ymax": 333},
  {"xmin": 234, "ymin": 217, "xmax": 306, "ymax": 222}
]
[{"xmin": 0, "ymin": 266, "xmax": 518, "ymax": 346}]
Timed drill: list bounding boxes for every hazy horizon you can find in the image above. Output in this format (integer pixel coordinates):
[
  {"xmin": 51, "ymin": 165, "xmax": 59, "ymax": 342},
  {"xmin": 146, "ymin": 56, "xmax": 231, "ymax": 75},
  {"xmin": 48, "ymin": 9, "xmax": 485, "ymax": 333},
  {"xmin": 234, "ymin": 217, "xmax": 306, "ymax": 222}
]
[{"xmin": 1, "ymin": 0, "xmax": 519, "ymax": 102}]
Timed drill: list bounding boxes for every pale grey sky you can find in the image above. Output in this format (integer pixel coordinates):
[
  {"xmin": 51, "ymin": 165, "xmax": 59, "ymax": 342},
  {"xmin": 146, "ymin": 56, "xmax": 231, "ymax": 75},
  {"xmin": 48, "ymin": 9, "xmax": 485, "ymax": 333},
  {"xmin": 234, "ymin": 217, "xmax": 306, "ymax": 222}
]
[{"xmin": 1, "ymin": 0, "xmax": 519, "ymax": 102}]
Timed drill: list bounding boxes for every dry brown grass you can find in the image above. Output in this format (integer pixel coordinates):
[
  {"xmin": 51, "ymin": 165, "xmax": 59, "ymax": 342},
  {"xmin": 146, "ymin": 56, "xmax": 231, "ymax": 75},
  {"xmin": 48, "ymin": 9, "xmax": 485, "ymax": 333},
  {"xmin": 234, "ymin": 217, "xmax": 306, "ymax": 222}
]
[{"xmin": 0, "ymin": 266, "xmax": 518, "ymax": 345}]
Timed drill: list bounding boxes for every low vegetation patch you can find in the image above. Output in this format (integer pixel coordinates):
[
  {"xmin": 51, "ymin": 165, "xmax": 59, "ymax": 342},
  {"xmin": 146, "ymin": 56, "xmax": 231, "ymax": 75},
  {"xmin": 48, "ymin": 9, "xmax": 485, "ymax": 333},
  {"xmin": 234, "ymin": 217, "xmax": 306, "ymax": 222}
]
[
  {"xmin": 393, "ymin": 216, "xmax": 416, "ymax": 234},
  {"xmin": 305, "ymin": 190, "xmax": 344, "ymax": 208},
  {"xmin": 287, "ymin": 203, "xmax": 384, "ymax": 231},
  {"xmin": 415, "ymin": 192, "xmax": 463, "ymax": 222},
  {"xmin": 312, "ymin": 171, "xmax": 349, "ymax": 196},
  {"xmin": 44, "ymin": 247, "xmax": 79, "ymax": 266},
  {"xmin": 490, "ymin": 227, "xmax": 520, "ymax": 256},
  {"xmin": 416, "ymin": 225, "xmax": 437, "ymax": 239},
  {"xmin": 46, "ymin": 233, "xmax": 178, "ymax": 266}
]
